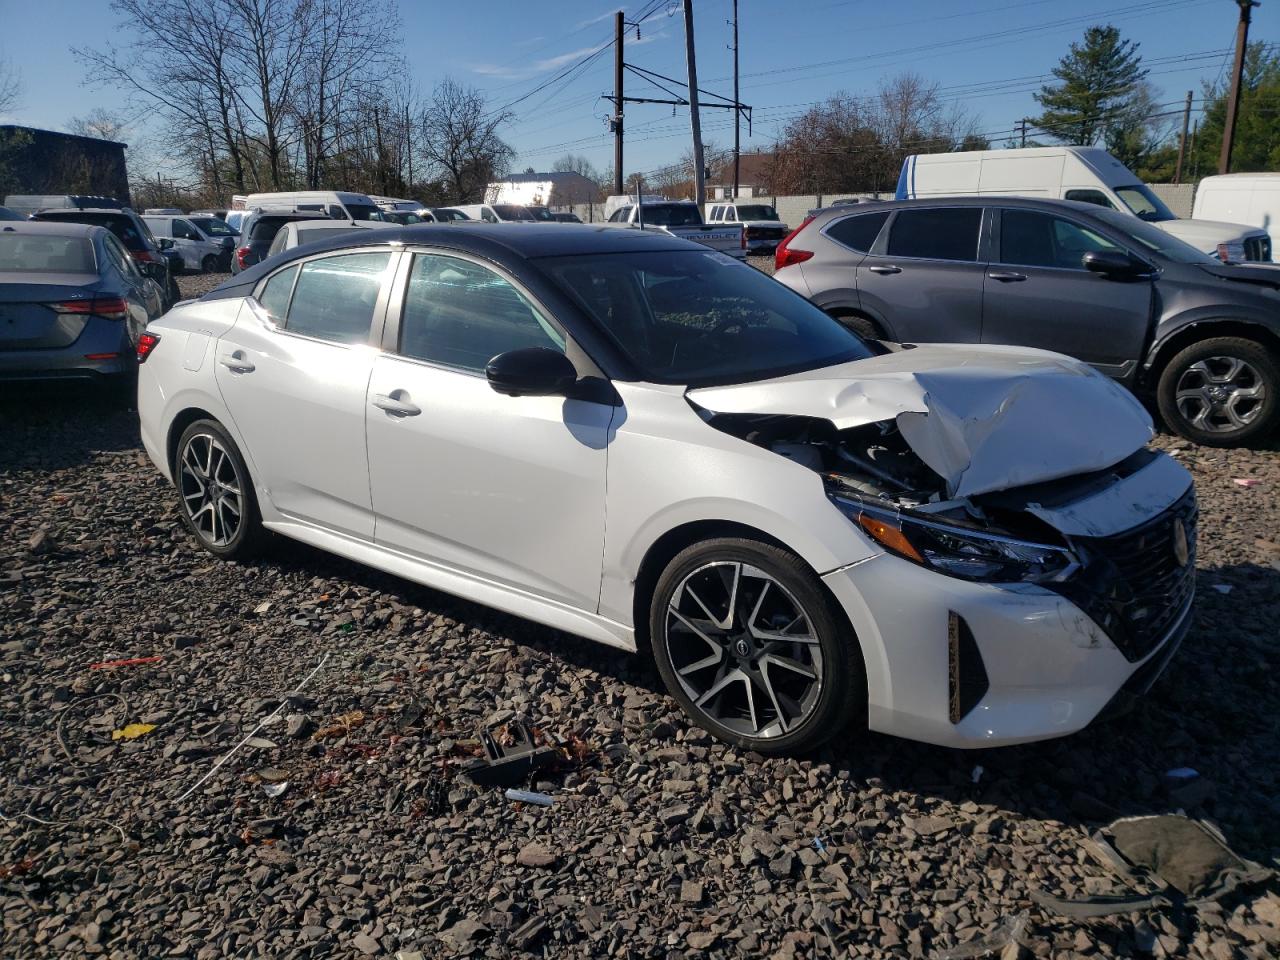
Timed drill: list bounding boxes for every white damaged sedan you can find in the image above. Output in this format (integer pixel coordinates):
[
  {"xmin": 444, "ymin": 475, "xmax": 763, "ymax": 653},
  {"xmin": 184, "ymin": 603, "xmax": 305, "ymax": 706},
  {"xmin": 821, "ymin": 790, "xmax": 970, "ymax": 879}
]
[{"xmin": 136, "ymin": 225, "xmax": 1195, "ymax": 754}]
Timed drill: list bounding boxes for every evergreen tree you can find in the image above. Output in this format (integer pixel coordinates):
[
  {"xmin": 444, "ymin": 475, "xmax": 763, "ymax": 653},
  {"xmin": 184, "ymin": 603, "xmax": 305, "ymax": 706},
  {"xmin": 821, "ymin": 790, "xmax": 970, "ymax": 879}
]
[
  {"xmin": 1190, "ymin": 42, "xmax": 1280, "ymax": 176},
  {"xmin": 1032, "ymin": 26, "xmax": 1148, "ymax": 146}
]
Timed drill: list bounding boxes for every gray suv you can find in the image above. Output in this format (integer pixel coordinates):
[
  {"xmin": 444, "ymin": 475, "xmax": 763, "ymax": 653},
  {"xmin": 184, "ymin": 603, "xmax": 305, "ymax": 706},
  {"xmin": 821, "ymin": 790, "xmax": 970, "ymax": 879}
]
[{"xmin": 774, "ymin": 197, "xmax": 1280, "ymax": 446}]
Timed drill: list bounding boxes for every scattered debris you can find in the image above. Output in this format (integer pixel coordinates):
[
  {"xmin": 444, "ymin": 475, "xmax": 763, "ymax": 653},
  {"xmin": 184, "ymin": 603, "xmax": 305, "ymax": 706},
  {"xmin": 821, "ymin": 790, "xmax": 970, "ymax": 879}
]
[
  {"xmin": 505, "ymin": 788, "xmax": 554, "ymax": 807},
  {"xmin": 933, "ymin": 911, "xmax": 1027, "ymax": 959},
  {"xmin": 311, "ymin": 709, "xmax": 365, "ymax": 741},
  {"xmin": 262, "ymin": 782, "xmax": 289, "ymax": 798},
  {"xmin": 245, "ymin": 737, "xmax": 278, "ymax": 749},
  {"xmin": 110, "ymin": 723, "xmax": 156, "ymax": 741},
  {"xmin": 461, "ymin": 719, "xmax": 558, "ymax": 788},
  {"xmin": 88, "ymin": 656, "xmax": 163, "ymax": 670},
  {"xmin": 1232, "ymin": 477, "xmax": 1262, "ymax": 488}
]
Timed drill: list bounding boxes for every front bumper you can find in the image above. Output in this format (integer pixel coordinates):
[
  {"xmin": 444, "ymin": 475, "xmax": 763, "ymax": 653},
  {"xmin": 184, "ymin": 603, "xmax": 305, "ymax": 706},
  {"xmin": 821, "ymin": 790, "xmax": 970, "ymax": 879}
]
[{"xmin": 823, "ymin": 552, "xmax": 1191, "ymax": 748}]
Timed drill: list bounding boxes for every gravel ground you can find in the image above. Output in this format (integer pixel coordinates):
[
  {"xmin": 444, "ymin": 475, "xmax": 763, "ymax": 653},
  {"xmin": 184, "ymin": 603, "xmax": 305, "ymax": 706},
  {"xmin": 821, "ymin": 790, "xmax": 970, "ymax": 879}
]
[{"xmin": 1, "ymin": 271, "xmax": 1278, "ymax": 959}]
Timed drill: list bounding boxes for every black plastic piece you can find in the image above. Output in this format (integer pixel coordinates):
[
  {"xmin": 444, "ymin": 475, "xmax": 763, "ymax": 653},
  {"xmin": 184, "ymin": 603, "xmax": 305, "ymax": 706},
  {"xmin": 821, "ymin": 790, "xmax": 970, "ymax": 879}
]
[{"xmin": 461, "ymin": 720, "xmax": 558, "ymax": 787}]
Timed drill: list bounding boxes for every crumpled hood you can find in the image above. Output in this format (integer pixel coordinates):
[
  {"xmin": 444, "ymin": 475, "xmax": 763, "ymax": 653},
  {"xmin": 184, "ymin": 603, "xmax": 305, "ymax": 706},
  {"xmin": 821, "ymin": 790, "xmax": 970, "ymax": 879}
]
[{"xmin": 688, "ymin": 344, "xmax": 1154, "ymax": 498}]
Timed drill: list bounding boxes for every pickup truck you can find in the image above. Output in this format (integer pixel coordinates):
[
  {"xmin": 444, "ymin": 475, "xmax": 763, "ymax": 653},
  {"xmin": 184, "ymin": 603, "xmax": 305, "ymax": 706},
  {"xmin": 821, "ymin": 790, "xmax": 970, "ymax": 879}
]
[
  {"xmin": 604, "ymin": 201, "xmax": 746, "ymax": 259},
  {"xmin": 706, "ymin": 201, "xmax": 790, "ymax": 254}
]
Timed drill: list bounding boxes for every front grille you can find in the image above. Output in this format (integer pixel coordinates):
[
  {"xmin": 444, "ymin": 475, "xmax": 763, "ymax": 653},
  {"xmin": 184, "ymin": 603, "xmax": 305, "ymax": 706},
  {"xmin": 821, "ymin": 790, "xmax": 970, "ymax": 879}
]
[
  {"xmin": 1243, "ymin": 235, "xmax": 1271, "ymax": 262},
  {"xmin": 1052, "ymin": 487, "xmax": 1197, "ymax": 662}
]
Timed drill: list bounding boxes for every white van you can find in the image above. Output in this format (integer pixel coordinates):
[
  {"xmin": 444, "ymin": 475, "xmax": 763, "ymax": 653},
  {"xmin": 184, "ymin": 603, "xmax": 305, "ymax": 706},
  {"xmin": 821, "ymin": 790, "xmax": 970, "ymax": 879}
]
[
  {"xmin": 449, "ymin": 203, "xmax": 536, "ymax": 223},
  {"xmin": 241, "ymin": 190, "xmax": 385, "ymax": 222},
  {"xmin": 1193, "ymin": 173, "xmax": 1279, "ymax": 262},
  {"xmin": 896, "ymin": 146, "xmax": 1272, "ymax": 262}
]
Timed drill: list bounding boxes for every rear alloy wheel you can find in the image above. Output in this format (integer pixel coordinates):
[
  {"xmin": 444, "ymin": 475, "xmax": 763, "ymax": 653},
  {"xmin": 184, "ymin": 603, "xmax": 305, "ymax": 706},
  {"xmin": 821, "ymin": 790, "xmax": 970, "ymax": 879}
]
[
  {"xmin": 650, "ymin": 538, "xmax": 863, "ymax": 754},
  {"xmin": 175, "ymin": 419, "xmax": 264, "ymax": 559},
  {"xmin": 201, "ymin": 255, "xmax": 219, "ymax": 273},
  {"xmin": 1157, "ymin": 337, "xmax": 1278, "ymax": 447}
]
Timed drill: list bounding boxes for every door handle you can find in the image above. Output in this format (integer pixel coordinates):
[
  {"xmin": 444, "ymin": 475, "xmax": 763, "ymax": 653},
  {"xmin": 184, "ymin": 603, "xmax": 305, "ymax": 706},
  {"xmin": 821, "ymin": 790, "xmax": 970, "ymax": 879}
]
[
  {"xmin": 372, "ymin": 392, "xmax": 421, "ymax": 417},
  {"xmin": 218, "ymin": 352, "xmax": 255, "ymax": 373},
  {"xmin": 867, "ymin": 265, "xmax": 902, "ymax": 275},
  {"xmin": 987, "ymin": 271, "xmax": 1028, "ymax": 282}
]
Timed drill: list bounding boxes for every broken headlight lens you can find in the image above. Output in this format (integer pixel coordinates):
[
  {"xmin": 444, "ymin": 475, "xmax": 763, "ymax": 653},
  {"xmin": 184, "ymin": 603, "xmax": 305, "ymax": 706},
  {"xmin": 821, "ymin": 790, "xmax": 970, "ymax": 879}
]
[{"xmin": 832, "ymin": 497, "xmax": 1077, "ymax": 584}]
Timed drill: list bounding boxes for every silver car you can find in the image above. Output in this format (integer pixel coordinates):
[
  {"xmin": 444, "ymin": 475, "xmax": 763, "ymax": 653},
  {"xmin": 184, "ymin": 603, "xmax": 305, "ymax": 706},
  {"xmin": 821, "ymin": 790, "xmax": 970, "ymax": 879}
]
[
  {"xmin": 0, "ymin": 221, "xmax": 163, "ymax": 387},
  {"xmin": 143, "ymin": 214, "xmax": 237, "ymax": 273}
]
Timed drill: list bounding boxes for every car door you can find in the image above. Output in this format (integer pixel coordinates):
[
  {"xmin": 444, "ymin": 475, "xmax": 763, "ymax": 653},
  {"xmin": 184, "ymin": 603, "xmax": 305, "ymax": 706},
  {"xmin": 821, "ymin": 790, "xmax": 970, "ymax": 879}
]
[
  {"xmin": 980, "ymin": 207, "xmax": 1154, "ymax": 378},
  {"xmin": 214, "ymin": 249, "xmax": 396, "ymax": 539},
  {"xmin": 101, "ymin": 233, "xmax": 158, "ymax": 336},
  {"xmin": 365, "ymin": 250, "xmax": 613, "ymax": 611},
  {"xmin": 854, "ymin": 206, "xmax": 987, "ymax": 343}
]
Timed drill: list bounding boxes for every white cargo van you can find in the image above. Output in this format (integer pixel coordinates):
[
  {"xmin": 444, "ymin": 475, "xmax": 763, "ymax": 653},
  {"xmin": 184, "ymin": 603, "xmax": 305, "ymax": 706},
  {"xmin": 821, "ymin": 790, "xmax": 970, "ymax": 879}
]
[
  {"xmin": 896, "ymin": 146, "xmax": 1272, "ymax": 262},
  {"xmin": 240, "ymin": 190, "xmax": 385, "ymax": 222},
  {"xmin": 1192, "ymin": 173, "xmax": 1279, "ymax": 262}
]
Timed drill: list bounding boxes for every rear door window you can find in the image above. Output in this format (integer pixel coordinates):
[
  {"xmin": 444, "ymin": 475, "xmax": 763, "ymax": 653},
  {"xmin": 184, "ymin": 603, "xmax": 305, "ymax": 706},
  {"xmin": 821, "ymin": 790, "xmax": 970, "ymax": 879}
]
[
  {"xmin": 258, "ymin": 264, "xmax": 298, "ymax": 321},
  {"xmin": 283, "ymin": 252, "xmax": 391, "ymax": 344},
  {"xmin": 826, "ymin": 211, "xmax": 891, "ymax": 252},
  {"xmin": 886, "ymin": 208, "xmax": 982, "ymax": 261}
]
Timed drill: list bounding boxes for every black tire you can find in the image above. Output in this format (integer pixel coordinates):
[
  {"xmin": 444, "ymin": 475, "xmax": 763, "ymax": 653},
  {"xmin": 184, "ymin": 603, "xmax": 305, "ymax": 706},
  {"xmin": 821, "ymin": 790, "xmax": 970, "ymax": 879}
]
[
  {"xmin": 1156, "ymin": 336, "xmax": 1279, "ymax": 447},
  {"xmin": 649, "ymin": 537, "xmax": 864, "ymax": 755},
  {"xmin": 832, "ymin": 312, "xmax": 883, "ymax": 341},
  {"xmin": 174, "ymin": 419, "xmax": 265, "ymax": 560},
  {"xmin": 201, "ymin": 255, "xmax": 218, "ymax": 273},
  {"xmin": 167, "ymin": 276, "xmax": 181, "ymax": 305}
]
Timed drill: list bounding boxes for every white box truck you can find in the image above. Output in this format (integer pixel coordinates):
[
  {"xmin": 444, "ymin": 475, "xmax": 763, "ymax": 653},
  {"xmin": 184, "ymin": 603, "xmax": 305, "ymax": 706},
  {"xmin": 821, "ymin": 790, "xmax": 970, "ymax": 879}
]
[
  {"xmin": 1192, "ymin": 173, "xmax": 1280, "ymax": 263},
  {"xmin": 895, "ymin": 146, "xmax": 1271, "ymax": 262}
]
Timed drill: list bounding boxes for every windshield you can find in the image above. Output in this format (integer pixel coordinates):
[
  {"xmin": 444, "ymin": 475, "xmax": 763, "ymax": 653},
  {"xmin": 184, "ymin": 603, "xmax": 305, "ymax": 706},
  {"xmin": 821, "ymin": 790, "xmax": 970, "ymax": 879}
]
[
  {"xmin": 638, "ymin": 203, "xmax": 703, "ymax": 227},
  {"xmin": 735, "ymin": 205, "xmax": 779, "ymax": 221},
  {"xmin": 189, "ymin": 217, "xmax": 235, "ymax": 237},
  {"xmin": 494, "ymin": 204, "xmax": 535, "ymax": 221},
  {"xmin": 526, "ymin": 206, "xmax": 555, "ymax": 221},
  {"xmin": 1114, "ymin": 184, "xmax": 1176, "ymax": 223},
  {"xmin": 541, "ymin": 250, "xmax": 873, "ymax": 385},
  {"xmin": 0, "ymin": 234, "xmax": 96, "ymax": 273},
  {"xmin": 346, "ymin": 204, "xmax": 384, "ymax": 222},
  {"xmin": 1092, "ymin": 209, "xmax": 1217, "ymax": 264}
]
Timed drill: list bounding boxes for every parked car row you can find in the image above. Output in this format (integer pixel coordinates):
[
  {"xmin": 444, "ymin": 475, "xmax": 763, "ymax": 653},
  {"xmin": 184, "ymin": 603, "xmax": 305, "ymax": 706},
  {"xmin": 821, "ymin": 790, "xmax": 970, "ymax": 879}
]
[
  {"xmin": 775, "ymin": 195, "xmax": 1280, "ymax": 446},
  {"xmin": 136, "ymin": 222, "xmax": 1198, "ymax": 756}
]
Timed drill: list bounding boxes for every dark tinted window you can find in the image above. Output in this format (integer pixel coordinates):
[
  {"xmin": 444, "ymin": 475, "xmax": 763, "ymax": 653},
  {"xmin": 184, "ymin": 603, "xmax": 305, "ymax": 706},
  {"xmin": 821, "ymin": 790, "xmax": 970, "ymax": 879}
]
[
  {"xmin": 736, "ymin": 205, "xmax": 779, "ymax": 221},
  {"xmin": 249, "ymin": 217, "xmax": 303, "ymax": 248},
  {"xmin": 886, "ymin": 208, "xmax": 981, "ymax": 261},
  {"xmin": 0, "ymin": 234, "xmax": 96, "ymax": 273},
  {"xmin": 826, "ymin": 211, "xmax": 890, "ymax": 252},
  {"xmin": 638, "ymin": 204, "xmax": 702, "ymax": 227},
  {"xmin": 609, "ymin": 206, "xmax": 631, "ymax": 222},
  {"xmin": 189, "ymin": 217, "xmax": 235, "ymax": 236},
  {"xmin": 399, "ymin": 254, "xmax": 565, "ymax": 373},
  {"xmin": 999, "ymin": 209, "xmax": 1119, "ymax": 270},
  {"xmin": 284, "ymin": 252, "xmax": 390, "ymax": 344},
  {"xmin": 346, "ymin": 204, "xmax": 384, "ymax": 221},
  {"xmin": 542, "ymin": 250, "xmax": 872, "ymax": 386},
  {"xmin": 1064, "ymin": 189, "xmax": 1113, "ymax": 209},
  {"xmin": 36, "ymin": 211, "xmax": 147, "ymax": 250}
]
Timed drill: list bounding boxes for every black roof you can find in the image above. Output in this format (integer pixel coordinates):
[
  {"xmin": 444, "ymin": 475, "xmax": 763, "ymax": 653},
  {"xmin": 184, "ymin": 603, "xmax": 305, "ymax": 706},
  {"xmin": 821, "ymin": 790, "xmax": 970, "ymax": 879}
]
[{"xmin": 203, "ymin": 223, "xmax": 695, "ymax": 300}]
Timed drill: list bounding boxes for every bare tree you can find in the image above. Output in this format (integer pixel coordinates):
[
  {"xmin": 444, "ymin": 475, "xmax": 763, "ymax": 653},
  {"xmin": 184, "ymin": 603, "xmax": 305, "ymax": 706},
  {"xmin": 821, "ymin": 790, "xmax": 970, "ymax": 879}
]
[
  {"xmin": 68, "ymin": 108, "xmax": 129, "ymax": 141},
  {"xmin": 0, "ymin": 57, "xmax": 20, "ymax": 116},
  {"xmin": 552, "ymin": 153, "xmax": 599, "ymax": 180},
  {"xmin": 419, "ymin": 79, "xmax": 513, "ymax": 203}
]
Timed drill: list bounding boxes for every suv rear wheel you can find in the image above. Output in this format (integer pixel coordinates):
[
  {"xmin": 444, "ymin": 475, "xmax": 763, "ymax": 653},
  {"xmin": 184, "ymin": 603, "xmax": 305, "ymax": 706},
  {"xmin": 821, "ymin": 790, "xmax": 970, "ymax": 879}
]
[
  {"xmin": 649, "ymin": 538, "xmax": 864, "ymax": 754},
  {"xmin": 1157, "ymin": 336, "xmax": 1278, "ymax": 447}
]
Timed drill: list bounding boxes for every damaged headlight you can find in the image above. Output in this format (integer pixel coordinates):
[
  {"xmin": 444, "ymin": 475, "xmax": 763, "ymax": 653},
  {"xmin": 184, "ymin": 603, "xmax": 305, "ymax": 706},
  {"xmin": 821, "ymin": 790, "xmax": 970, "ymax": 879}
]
[{"xmin": 832, "ymin": 497, "xmax": 1078, "ymax": 584}]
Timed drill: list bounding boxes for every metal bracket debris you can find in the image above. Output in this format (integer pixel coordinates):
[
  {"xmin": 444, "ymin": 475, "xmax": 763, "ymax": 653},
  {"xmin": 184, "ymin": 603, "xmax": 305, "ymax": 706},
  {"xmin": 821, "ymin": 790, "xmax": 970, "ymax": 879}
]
[{"xmin": 460, "ymin": 719, "xmax": 557, "ymax": 788}]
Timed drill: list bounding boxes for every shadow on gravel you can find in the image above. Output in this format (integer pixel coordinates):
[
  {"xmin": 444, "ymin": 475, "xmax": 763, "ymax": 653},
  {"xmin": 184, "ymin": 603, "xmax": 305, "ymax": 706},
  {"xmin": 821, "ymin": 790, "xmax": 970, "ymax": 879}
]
[
  {"xmin": 0, "ymin": 383, "xmax": 141, "ymax": 471},
  {"xmin": 255, "ymin": 526, "xmax": 1280, "ymax": 859}
]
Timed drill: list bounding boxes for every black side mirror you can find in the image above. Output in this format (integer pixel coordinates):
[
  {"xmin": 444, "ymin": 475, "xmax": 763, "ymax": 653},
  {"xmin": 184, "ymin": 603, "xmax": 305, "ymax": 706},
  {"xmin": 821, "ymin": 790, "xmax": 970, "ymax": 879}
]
[
  {"xmin": 157, "ymin": 237, "xmax": 174, "ymax": 250},
  {"xmin": 1082, "ymin": 249, "xmax": 1150, "ymax": 278},
  {"xmin": 486, "ymin": 347, "xmax": 577, "ymax": 397}
]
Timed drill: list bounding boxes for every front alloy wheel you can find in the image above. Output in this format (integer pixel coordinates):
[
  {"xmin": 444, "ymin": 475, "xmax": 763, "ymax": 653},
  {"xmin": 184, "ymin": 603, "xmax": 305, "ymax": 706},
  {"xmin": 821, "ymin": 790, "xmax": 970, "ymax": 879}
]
[
  {"xmin": 650, "ymin": 539, "xmax": 863, "ymax": 754},
  {"xmin": 175, "ymin": 419, "xmax": 263, "ymax": 559},
  {"xmin": 1158, "ymin": 337, "xmax": 1278, "ymax": 447}
]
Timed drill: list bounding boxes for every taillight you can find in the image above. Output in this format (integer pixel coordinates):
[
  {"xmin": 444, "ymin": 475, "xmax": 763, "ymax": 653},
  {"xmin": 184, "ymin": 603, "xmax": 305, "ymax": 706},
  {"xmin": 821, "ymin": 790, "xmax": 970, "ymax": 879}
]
[
  {"xmin": 131, "ymin": 248, "xmax": 162, "ymax": 265},
  {"xmin": 52, "ymin": 296, "xmax": 129, "ymax": 320},
  {"xmin": 775, "ymin": 217, "xmax": 815, "ymax": 271},
  {"xmin": 136, "ymin": 332, "xmax": 160, "ymax": 362},
  {"xmin": 236, "ymin": 246, "xmax": 252, "ymax": 269}
]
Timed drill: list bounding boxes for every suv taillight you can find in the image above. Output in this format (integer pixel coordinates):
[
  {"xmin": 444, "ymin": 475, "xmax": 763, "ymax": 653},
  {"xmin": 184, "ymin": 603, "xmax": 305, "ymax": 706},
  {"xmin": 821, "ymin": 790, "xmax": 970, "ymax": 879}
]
[
  {"xmin": 53, "ymin": 296, "xmax": 129, "ymax": 320},
  {"xmin": 131, "ymin": 248, "xmax": 162, "ymax": 265},
  {"xmin": 775, "ymin": 216, "xmax": 815, "ymax": 271},
  {"xmin": 236, "ymin": 246, "xmax": 252, "ymax": 269},
  {"xmin": 136, "ymin": 332, "xmax": 161, "ymax": 362}
]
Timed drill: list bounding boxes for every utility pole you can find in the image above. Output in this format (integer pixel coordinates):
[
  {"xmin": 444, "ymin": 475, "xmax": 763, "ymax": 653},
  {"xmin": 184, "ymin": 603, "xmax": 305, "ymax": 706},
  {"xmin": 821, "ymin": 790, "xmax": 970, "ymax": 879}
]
[
  {"xmin": 683, "ymin": 0, "xmax": 706, "ymax": 207},
  {"xmin": 1019, "ymin": 118, "xmax": 1027, "ymax": 148},
  {"xmin": 1175, "ymin": 90, "xmax": 1193, "ymax": 184},
  {"xmin": 1219, "ymin": 0, "xmax": 1259, "ymax": 174},
  {"xmin": 731, "ymin": 0, "xmax": 740, "ymax": 199},
  {"xmin": 613, "ymin": 10, "xmax": 625, "ymax": 196}
]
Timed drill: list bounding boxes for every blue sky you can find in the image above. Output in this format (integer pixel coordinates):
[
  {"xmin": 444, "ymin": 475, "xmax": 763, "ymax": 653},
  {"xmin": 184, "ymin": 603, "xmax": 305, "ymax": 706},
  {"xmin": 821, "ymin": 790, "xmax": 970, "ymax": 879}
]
[{"xmin": 1, "ymin": 0, "xmax": 1276, "ymax": 183}]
